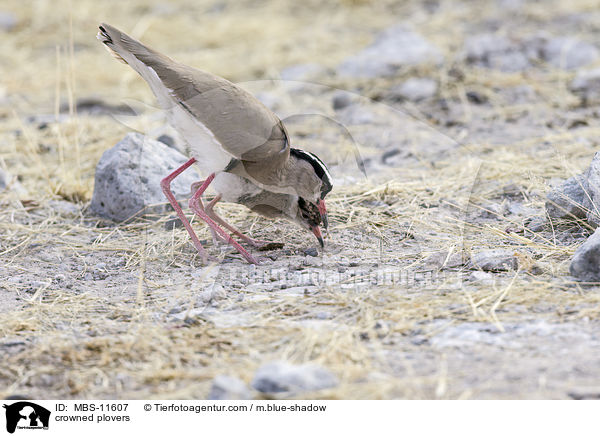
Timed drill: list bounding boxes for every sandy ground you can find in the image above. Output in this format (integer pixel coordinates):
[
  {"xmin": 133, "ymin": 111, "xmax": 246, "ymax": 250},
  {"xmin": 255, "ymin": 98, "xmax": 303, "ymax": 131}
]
[{"xmin": 2, "ymin": 0, "xmax": 600, "ymax": 399}]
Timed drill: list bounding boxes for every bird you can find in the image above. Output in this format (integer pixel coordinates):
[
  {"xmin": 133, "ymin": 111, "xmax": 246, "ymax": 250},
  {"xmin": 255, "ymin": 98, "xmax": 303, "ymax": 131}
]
[{"xmin": 97, "ymin": 23, "xmax": 332, "ymax": 264}]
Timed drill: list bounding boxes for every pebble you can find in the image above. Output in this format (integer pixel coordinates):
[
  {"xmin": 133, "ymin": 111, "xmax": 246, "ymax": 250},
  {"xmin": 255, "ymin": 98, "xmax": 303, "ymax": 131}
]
[
  {"xmin": 304, "ymin": 247, "xmax": 318, "ymax": 257},
  {"xmin": 390, "ymin": 78, "xmax": 437, "ymax": 101},
  {"xmin": 545, "ymin": 175, "xmax": 588, "ymax": 220},
  {"xmin": 337, "ymin": 25, "xmax": 442, "ymax": 78},
  {"xmin": 570, "ymin": 228, "xmax": 600, "ymax": 282},
  {"xmin": 470, "ymin": 249, "xmax": 518, "ymax": 272},
  {"xmin": 208, "ymin": 375, "xmax": 252, "ymax": 400},
  {"xmin": 251, "ymin": 361, "xmax": 338, "ymax": 393}
]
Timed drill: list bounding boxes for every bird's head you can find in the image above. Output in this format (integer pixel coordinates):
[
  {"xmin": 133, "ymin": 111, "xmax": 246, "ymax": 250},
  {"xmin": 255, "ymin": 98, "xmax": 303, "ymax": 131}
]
[
  {"xmin": 294, "ymin": 197, "xmax": 325, "ymax": 247},
  {"xmin": 289, "ymin": 148, "xmax": 332, "ymax": 229}
]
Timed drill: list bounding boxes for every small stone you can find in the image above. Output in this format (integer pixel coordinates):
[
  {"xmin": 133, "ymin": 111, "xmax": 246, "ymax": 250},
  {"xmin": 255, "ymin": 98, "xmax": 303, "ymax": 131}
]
[
  {"xmin": 571, "ymin": 68, "xmax": 600, "ymax": 104},
  {"xmin": 541, "ymin": 37, "xmax": 599, "ymax": 70},
  {"xmin": 463, "ymin": 33, "xmax": 530, "ymax": 72},
  {"xmin": 338, "ymin": 25, "xmax": 442, "ymax": 78},
  {"xmin": 0, "ymin": 11, "xmax": 17, "ymax": 32},
  {"xmin": 156, "ymin": 134, "xmax": 175, "ymax": 148},
  {"xmin": 0, "ymin": 168, "xmax": 25, "ymax": 194},
  {"xmin": 469, "ymin": 271, "xmax": 494, "ymax": 282},
  {"xmin": 525, "ymin": 216, "xmax": 546, "ymax": 232},
  {"xmin": 164, "ymin": 216, "xmax": 183, "ymax": 230},
  {"xmin": 208, "ymin": 375, "xmax": 252, "ymax": 400},
  {"xmin": 48, "ymin": 200, "xmax": 80, "ymax": 217},
  {"xmin": 470, "ymin": 249, "xmax": 518, "ymax": 272},
  {"xmin": 390, "ymin": 78, "xmax": 437, "ymax": 101},
  {"xmin": 251, "ymin": 361, "xmax": 338, "ymax": 393},
  {"xmin": 304, "ymin": 247, "xmax": 318, "ymax": 257},
  {"xmin": 583, "ymin": 152, "xmax": 600, "ymax": 227},
  {"xmin": 332, "ymin": 91, "xmax": 354, "ymax": 110},
  {"xmin": 280, "ymin": 63, "xmax": 326, "ymax": 81},
  {"xmin": 570, "ymin": 228, "xmax": 600, "ymax": 282},
  {"xmin": 545, "ymin": 175, "xmax": 589, "ymax": 220}
]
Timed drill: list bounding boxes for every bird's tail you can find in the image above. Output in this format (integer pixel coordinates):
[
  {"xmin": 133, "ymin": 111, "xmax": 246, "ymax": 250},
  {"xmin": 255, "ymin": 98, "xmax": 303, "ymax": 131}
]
[{"xmin": 97, "ymin": 23, "xmax": 175, "ymax": 109}]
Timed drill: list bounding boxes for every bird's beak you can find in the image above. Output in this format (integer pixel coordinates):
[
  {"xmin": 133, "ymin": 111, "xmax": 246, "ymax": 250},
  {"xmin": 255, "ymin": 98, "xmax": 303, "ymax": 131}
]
[
  {"xmin": 317, "ymin": 199, "xmax": 328, "ymax": 229},
  {"xmin": 311, "ymin": 225, "xmax": 324, "ymax": 247}
]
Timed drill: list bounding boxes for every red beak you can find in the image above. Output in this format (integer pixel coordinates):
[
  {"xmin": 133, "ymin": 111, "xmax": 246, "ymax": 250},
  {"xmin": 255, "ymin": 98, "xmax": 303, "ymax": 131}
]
[
  {"xmin": 311, "ymin": 225, "xmax": 324, "ymax": 247},
  {"xmin": 317, "ymin": 199, "xmax": 328, "ymax": 229}
]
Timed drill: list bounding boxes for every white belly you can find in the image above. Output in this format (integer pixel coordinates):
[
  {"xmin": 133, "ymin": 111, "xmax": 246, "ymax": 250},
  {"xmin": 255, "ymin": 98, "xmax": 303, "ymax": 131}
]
[{"xmin": 210, "ymin": 172, "xmax": 262, "ymax": 202}]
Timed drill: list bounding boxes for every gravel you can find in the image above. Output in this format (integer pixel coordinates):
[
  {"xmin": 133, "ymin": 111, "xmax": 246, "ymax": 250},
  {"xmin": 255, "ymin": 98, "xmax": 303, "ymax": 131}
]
[{"xmin": 251, "ymin": 361, "xmax": 338, "ymax": 393}]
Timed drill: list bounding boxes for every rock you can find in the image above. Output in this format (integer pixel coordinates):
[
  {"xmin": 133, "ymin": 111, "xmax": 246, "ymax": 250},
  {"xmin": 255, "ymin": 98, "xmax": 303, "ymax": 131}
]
[
  {"xmin": 545, "ymin": 175, "xmax": 589, "ymax": 220},
  {"xmin": 304, "ymin": 247, "xmax": 318, "ymax": 257},
  {"xmin": 584, "ymin": 153, "xmax": 600, "ymax": 227},
  {"xmin": 164, "ymin": 216, "xmax": 183, "ymax": 230},
  {"xmin": 390, "ymin": 78, "xmax": 437, "ymax": 101},
  {"xmin": 571, "ymin": 68, "xmax": 600, "ymax": 105},
  {"xmin": 48, "ymin": 200, "xmax": 80, "ymax": 217},
  {"xmin": 208, "ymin": 375, "xmax": 252, "ymax": 400},
  {"xmin": 280, "ymin": 63, "xmax": 326, "ymax": 81},
  {"xmin": 541, "ymin": 37, "xmax": 599, "ymax": 70},
  {"xmin": 62, "ymin": 98, "xmax": 136, "ymax": 116},
  {"xmin": 525, "ymin": 216, "xmax": 546, "ymax": 232},
  {"xmin": 89, "ymin": 132, "xmax": 200, "ymax": 222},
  {"xmin": 0, "ymin": 11, "xmax": 17, "ymax": 32},
  {"xmin": 251, "ymin": 361, "xmax": 338, "ymax": 393},
  {"xmin": 156, "ymin": 134, "xmax": 175, "ymax": 148},
  {"xmin": 337, "ymin": 25, "xmax": 442, "ymax": 78},
  {"xmin": 469, "ymin": 271, "xmax": 494, "ymax": 283},
  {"xmin": 332, "ymin": 91, "xmax": 354, "ymax": 110},
  {"xmin": 463, "ymin": 34, "xmax": 530, "ymax": 72},
  {"xmin": 470, "ymin": 249, "xmax": 518, "ymax": 272},
  {"xmin": 0, "ymin": 168, "xmax": 25, "ymax": 194},
  {"xmin": 570, "ymin": 228, "xmax": 600, "ymax": 281}
]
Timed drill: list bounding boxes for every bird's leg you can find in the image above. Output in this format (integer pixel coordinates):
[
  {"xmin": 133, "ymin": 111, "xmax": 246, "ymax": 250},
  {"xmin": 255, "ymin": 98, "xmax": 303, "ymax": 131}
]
[
  {"xmin": 188, "ymin": 182, "xmax": 226, "ymax": 246},
  {"xmin": 189, "ymin": 174, "xmax": 259, "ymax": 264},
  {"xmin": 160, "ymin": 158, "xmax": 209, "ymax": 262},
  {"xmin": 205, "ymin": 194, "xmax": 278, "ymax": 249}
]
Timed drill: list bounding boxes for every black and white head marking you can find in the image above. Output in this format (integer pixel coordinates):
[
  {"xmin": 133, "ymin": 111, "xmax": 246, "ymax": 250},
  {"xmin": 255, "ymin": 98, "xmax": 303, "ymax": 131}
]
[{"xmin": 290, "ymin": 148, "xmax": 333, "ymax": 199}]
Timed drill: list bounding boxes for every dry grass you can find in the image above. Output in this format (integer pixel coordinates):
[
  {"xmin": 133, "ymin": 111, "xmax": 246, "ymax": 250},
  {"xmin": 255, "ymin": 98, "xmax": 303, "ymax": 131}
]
[{"xmin": 2, "ymin": 0, "xmax": 600, "ymax": 400}]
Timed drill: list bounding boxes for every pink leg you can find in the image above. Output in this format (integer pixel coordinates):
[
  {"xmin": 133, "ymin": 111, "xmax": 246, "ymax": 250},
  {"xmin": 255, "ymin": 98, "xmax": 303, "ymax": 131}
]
[
  {"xmin": 205, "ymin": 194, "xmax": 278, "ymax": 248},
  {"xmin": 160, "ymin": 158, "xmax": 209, "ymax": 262},
  {"xmin": 189, "ymin": 174, "xmax": 259, "ymax": 265}
]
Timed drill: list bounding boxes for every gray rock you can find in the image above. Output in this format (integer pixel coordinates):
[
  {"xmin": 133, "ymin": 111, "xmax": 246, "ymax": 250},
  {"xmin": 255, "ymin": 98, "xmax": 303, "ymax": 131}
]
[
  {"xmin": 570, "ymin": 228, "xmax": 600, "ymax": 281},
  {"xmin": 156, "ymin": 134, "xmax": 175, "ymax": 148},
  {"xmin": 541, "ymin": 37, "xmax": 599, "ymax": 70},
  {"xmin": 470, "ymin": 249, "xmax": 518, "ymax": 272},
  {"xmin": 570, "ymin": 68, "xmax": 600, "ymax": 104},
  {"xmin": 584, "ymin": 152, "xmax": 600, "ymax": 227},
  {"xmin": 338, "ymin": 25, "xmax": 442, "ymax": 78},
  {"xmin": 89, "ymin": 132, "xmax": 200, "ymax": 222},
  {"xmin": 0, "ymin": 11, "xmax": 17, "ymax": 32},
  {"xmin": 208, "ymin": 375, "xmax": 252, "ymax": 400},
  {"xmin": 251, "ymin": 361, "xmax": 338, "ymax": 393},
  {"xmin": 304, "ymin": 247, "xmax": 318, "ymax": 257},
  {"xmin": 390, "ymin": 78, "xmax": 437, "ymax": 101},
  {"xmin": 464, "ymin": 34, "xmax": 530, "ymax": 72},
  {"xmin": 545, "ymin": 175, "xmax": 589, "ymax": 220},
  {"xmin": 332, "ymin": 91, "xmax": 354, "ymax": 110},
  {"xmin": 48, "ymin": 200, "xmax": 80, "ymax": 217},
  {"xmin": 0, "ymin": 168, "xmax": 25, "ymax": 194},
  {"xmin": 280, "ymin": 63, "xmax": 326, "ymax": 81}
]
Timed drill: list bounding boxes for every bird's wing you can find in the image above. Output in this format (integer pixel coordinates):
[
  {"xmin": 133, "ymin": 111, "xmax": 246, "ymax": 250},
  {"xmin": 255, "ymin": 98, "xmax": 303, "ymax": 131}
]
[{"xmin": 97, "ymin": 23, "xmax": 289, "ymax": 170}]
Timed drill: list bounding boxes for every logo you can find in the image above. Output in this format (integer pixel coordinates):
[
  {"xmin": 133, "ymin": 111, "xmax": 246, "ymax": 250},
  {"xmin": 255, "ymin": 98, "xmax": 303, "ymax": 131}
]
[{"xmin": 3, "ymin": 402, "xmax": 50, "ymax": 434}]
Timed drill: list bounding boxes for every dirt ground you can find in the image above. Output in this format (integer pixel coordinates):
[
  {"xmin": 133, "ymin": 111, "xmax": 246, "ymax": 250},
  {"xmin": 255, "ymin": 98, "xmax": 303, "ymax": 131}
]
[{"xmin": 2, "ymin": 0, "xmax": 600, "ymax": 399}]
